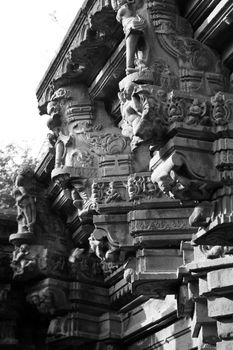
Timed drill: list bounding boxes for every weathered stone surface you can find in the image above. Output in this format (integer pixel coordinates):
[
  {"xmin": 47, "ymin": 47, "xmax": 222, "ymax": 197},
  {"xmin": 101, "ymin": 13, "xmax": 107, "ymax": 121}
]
[
  {"xmin": 216, "ymin": 340, "xmax": 233, "ymax": 350},
  {"xmin": 5, "ymin": 0, "xmax": 233, "ymax": 348},
  {"xmin": 124, "ymin": 249, "xmax": 182, "ymax": 296},
  {"xmin": 199, "ymin": 277, "xmax": 209, "ymax": 297},
  {"xmin": 208, "ymin": 297, "xmax": 233, "ymax": 319},
  {"xmin": 122, "ymin": 297, "xmax": 177, "ymax": 338},
  {"xmin": 192, "ymin": 299, "xmax": 216, "ymax": 339},
  {"xmin": 187, "ymin": 256, "xmax": 233, "ymax": 274},
  {"xmin": 208, "ymin": 268, "xmax": 233, "ymax": 295},
  {"xmin": 217, "ymin": 319, "xmax": 233, "ymax": 340},
  {"xmin": 47, "ymin": 311, "xmax": 122, "ymax": 344},
  {"xmin": 128, "ymin": 208, "xmax": 195, "ymax": 247}
]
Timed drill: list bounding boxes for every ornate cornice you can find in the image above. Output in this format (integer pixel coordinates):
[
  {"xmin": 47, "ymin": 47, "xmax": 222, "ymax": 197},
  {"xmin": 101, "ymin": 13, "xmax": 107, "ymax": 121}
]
[
  {"xmin": 178, "ymin": 0, "xmax": 233, "ymax": 72},
  {"xmin": 36, "ymin": 0, "xmax": 123, "ymax": 110}
]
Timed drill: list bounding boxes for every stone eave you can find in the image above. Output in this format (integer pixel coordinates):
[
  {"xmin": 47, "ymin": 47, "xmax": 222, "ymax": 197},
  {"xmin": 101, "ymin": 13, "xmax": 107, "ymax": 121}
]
[
  {"xmin": 89, "ymin": 40, "xmax": 125, "ymax": 99},
  {"xmin": 178, "ymin": 0, "xmax": 222, "ymax": 30},
  {"xmin": 123, "ymin": 308, "xmax": 178, "ymax": 345},
  {"xmin": 36, "ymin": 4, "xmax": 87, "ymax": 102},
  {"xmin": 194, "ymin": 0, "xmax": 233, "ymax": 44},
  {"xmin": 36, "ymin": 0, "xmax": 123, "ymax": 110},
  {"xmin": 179, "ymin": 0, "xmax": 233, "ymax": 72}
]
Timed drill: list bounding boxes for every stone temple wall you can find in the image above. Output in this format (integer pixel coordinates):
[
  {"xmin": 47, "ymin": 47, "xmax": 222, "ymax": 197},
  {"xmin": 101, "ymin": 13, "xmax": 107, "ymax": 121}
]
[{"xmin": 2, "ymin": 0, "xmax": 233, "ymax": 349}]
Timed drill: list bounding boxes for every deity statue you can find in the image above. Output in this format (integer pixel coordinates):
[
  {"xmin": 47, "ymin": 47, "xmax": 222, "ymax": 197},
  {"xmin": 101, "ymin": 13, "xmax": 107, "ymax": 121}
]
[
  {"xmin": 11, "ymin": 244, "xmax": 37, "ymax": 276},
  {"xmin": 112, "ymin": 0, "xmax": 148, "ymax": 74},
  {"xmin": 13, "ymin": 167, "xmax": 37, "ymax": 234},
  {"xmin": 47, "ymin": 101, "xmax": 72, "ymax": 169},
  {"xmin": 119, "ymin": 82, "xmax": 166, "ymax": 148},
  {"xmin": 118, "ymin": 81, "xmax": 142, "ymax": 146}
]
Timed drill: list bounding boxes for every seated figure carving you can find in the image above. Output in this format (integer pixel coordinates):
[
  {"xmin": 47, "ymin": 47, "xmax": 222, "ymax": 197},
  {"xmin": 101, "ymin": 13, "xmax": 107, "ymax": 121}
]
[{"xmin": 119, "ymin": 82, "xmax": 166, "ymax": 149}]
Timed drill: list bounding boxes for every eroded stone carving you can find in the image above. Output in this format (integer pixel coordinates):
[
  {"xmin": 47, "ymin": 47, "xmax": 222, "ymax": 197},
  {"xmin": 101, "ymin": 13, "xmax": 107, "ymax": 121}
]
[
  {"xmin": 119, "ymin": 82, "xmax": 167, "ymax": 149},
  {"xmin": 127, "ymin": 173, "xmax": 162, "ymax": 201},
  {"xmin": 47, "ymin": 97, "xmax": 73, "ymax": 170},
  {"xmin": 189, "ymin": 201, "xmax": 214, "ymax": 228},
  {"xmin": 10, "ymin": 244, "xmax": 37, "ymax": 278},
  {"xmin": 69, "ymin": 248, "xmax": 103, "ymax": 280},
  {"xmin": 27, "ymin": 288, "xmax": 56, "ymax": 315},
  {"xmin": 12, "ymin": 167, "xmax": 37, "ymax": 235},
  {"xmin": 151, "ymin": 153, "xmax": 221, "ymax": 202},
  {"xmin": 200, "ymin": 245, "xmax": 233, "ymax": 260},
  {"xmin": 112, "ymin": 0, "xmax": 149, "ymax": 74},
  {"xmin": 27, "ymin": 280, "xmax": 68, "ymax": 315},
  {"xmin": 89, "ymin": 232, "xmax": 120, "ymax": 263},
  {"xmin": 211, "ymin": 91, "xmax": 229, "ymax": 126},
  {"xmin": 10, "ymin": 166, "xmax": 66, "ymax": 254}
]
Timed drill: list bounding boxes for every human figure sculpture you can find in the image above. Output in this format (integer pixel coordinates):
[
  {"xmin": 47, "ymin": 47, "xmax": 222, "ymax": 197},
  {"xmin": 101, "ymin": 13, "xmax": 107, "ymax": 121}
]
[
  {"xmin": 47, "ymin": 101, "xmax": 72, "ymax": 168},
  {"xmin": 119, "ymin": 82, "xmax": 165, "ymax": 148},
  {"xmin": 13, "ymin": 167, "xmax": 37, "ymax": 234},
  {"xmin": 11, "ymin": 244, "xmax": 36, "ymax": 275},
  {"xmin": 119, "ymin": 81, "xmax": 142, "ymax": 145},
  {"xmin": 113, "ymin": 0, "xmax": 147, "ymax": 74}
]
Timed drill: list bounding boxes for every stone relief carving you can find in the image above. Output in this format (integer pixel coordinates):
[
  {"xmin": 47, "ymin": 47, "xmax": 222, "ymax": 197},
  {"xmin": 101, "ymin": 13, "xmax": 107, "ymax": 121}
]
[
  {"xmin": 27, "ymin": 281, "xmax": 68, "ymax": 315},
  {"xmin": 152, "ymin": 153, "xmax": 221, "ymax": 202},
  {"xmin": 47, "ymin": 92, "xmax": 73, "ymax": 170},
  {"xmin": 90, "ymin": 180, "xmax": 124, "ymax": 208},
  {"xmin": 211, "ymin": 91, "xmax": 230, "ymax": 126},
  {"xmin": 10, "ymin": 166, "xmax": 66, "ymax": 250},
  {"xmin": 118, "ymin": 85, "xmax": 233, "ymax": 153},
  {"xmin": 186, "ymin": 98, "xmax": 210, "ymax": 126},
  {"xmin": 200, "ymin": 245, "xmax": 233, "ymax": 260},
  {"xmin": 88, "ymin": 132, "xmax": 128, "ymax": 156},
  {"xmin": 71, "ymin": 180, "xmax": 99, "ymax": 220},
  {"xmin": 189, "ymin": 201, "xmax": 214, "ymax": 228},
  {"xmin": 167, "ymin": 91, "xmax": 185, "ymax": 124},
  {"xmin": 10, "ymin": 244, "xmax": 38, "ymax": 278},
  {"xmin": 89, "ymin": 232, "xmax": 120, "ymax": 263},
  {"xmin": 118, "ymin": 82, "xmax": 167, "ymax": 149},
  {"xmin": 12, "ymin": 167, "xmax": 37, "ymax": 235},
  {"xmin": 112, "ymin": 0, "xmax": 149, "ymax": 74},
  {"xmin": 88, "ymin": 228, "xmax": 123, "ymax": 275},
  {"xmin": 43, "ymin": 253, "xmax": 67, "ymax": 276},
  {"xmin": 127, "ymin": 173, "xmax": 162, "ymax": 201},
  {"xmin": 68, "ymin": 248, "xmax": 103, "ymax": 280},
  {"xmin": 165, "ymin": 91, "xmax": 233, "ymax": 128},
  {"xmin": 27, "ymin": 288, "xmax": 56, "ymax": 315}
]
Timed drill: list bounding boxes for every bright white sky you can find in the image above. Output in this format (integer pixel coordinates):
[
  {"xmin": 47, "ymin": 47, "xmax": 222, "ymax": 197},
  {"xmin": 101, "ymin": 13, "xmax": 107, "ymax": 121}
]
[{"xmin": 0, "ymin": 0, "xmax": 84, "ymax": 154}]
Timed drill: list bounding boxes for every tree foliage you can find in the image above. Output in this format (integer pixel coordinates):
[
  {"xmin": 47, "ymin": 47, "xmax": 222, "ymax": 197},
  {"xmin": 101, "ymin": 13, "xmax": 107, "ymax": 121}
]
[{"xmin": 0, "ymin": 143, "xmax": 37, "ymax": 209}]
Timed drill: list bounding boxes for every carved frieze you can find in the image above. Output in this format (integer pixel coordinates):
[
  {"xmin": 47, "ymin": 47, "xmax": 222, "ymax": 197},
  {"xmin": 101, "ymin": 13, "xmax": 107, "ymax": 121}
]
[
  {"xmin": 128, "ymin": 208, "xmax": 195, "ymax": 247},
  {"xmin": 10, "ymin": 245, "xmax": 68, "ymax": 281},
  {"xmin": 89, "ymin": 178, "xmax": 127, "ymax": 212},
  {"xmin": 47, "ymin": 311, "xmax": 121, "ymax": 344},
  {"xmin": 127, "ymin": 172, "xmax": 162, "ymax": 202},
  {"xmin": 69, "ymin": 248, "xmax": 103, "ymax": 282},
  {"xmin": 10, "ymin": 244, "xmax": 38, "ymax": 279},
  {"xmin": 26, "ymin": 279, "xmax": 69, "ymax": 315}
]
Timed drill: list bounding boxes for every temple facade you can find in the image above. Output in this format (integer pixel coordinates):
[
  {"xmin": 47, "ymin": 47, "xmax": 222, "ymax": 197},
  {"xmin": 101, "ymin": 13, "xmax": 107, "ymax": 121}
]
[{"xmin": 2, "ymin": 0, "xmax": 233, "ymax": 349}]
